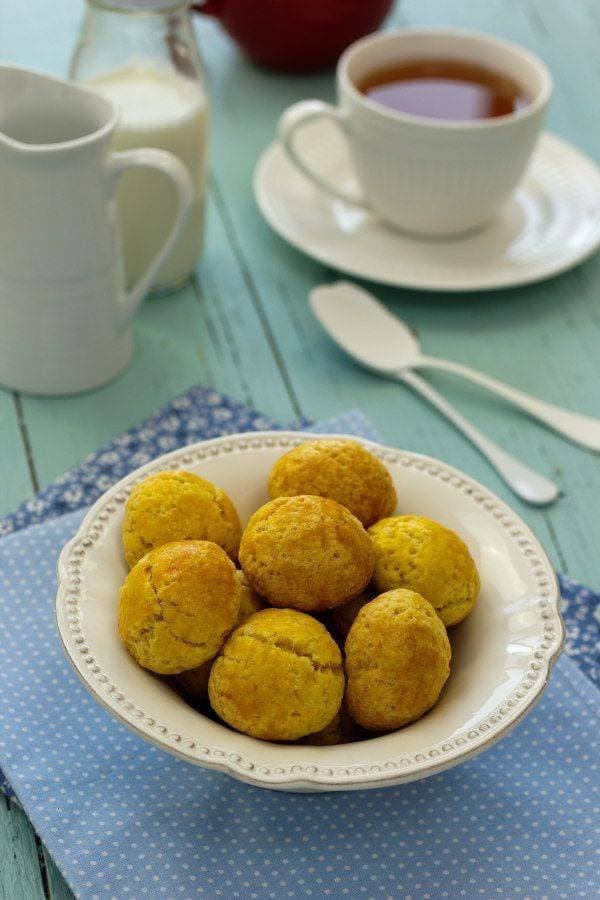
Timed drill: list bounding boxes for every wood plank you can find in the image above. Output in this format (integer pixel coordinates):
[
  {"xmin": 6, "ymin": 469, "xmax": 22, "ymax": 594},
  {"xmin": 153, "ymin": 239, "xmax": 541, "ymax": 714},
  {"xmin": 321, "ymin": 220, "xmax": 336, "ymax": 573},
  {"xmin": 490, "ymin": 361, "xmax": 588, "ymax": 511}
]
[
  {"xmin": 190, "ymin": 191, "xmax": 300, "ymax": 420},
  {"xmin": 197, "ymin": 8, "xmax": 600, "ymax": 587},
  {"xmin": 0, "ymin": 798, "xmax": 45, "ymax": 900},
  {"xmin": 0, "ymin": 394, "xmax": 36, "ymax": 518},
  {"xmin": 42, "ymin": 847, "xmax": 74, "ymax": 900}
]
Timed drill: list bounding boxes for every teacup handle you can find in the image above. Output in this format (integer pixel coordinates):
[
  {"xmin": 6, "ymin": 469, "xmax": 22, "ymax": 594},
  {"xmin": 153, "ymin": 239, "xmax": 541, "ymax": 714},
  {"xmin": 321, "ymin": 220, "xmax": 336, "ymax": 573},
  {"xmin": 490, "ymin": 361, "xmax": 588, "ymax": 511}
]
[
  {"xmin": 278, "ymin": 100, "xmax": 371, "ymax": 209},
  {"xmin": 106, "ymin": 148, "xmax": 193, "ymax": 329}
]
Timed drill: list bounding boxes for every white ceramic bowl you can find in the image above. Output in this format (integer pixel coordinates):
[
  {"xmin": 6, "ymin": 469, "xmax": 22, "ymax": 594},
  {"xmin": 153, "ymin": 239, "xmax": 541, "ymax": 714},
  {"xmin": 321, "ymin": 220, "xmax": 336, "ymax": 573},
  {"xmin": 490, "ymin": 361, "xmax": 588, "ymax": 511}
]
[{"xmin": 56, "ymin": 432, "xmax": 563, "ymax": 792}]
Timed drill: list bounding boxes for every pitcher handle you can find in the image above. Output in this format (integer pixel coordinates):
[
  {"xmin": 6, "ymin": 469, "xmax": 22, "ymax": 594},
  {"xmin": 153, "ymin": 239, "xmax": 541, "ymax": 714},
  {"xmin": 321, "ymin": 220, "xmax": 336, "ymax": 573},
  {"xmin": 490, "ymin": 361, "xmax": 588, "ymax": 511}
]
[{"xmin": 106, "ymin": 149, "xmax": 193, "ymax": 329}]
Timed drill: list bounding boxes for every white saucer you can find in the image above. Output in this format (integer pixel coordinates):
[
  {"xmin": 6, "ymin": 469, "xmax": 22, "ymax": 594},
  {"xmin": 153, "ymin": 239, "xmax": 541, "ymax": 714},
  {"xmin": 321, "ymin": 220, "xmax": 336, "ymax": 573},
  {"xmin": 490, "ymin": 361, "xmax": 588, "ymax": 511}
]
[{"xmin": 254, "ymin": 121, "xmax": 600, "ymax": 292}]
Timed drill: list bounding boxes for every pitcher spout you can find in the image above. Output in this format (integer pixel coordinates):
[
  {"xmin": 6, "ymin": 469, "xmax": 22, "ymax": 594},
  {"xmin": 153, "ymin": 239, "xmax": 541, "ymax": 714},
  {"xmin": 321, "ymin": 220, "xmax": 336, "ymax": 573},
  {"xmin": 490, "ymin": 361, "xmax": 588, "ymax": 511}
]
[{"xmin": 0, "ymin": 62, "xmax": 115, "ymax": 152}]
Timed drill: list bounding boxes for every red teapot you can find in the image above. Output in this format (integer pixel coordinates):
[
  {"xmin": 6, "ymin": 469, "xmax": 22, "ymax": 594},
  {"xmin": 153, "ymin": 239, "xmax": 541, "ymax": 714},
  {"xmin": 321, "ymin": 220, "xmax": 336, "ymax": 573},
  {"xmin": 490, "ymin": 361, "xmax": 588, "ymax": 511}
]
[{"xmin": 193, "ymin": 0, "xmax": 394, "ymax": 72}]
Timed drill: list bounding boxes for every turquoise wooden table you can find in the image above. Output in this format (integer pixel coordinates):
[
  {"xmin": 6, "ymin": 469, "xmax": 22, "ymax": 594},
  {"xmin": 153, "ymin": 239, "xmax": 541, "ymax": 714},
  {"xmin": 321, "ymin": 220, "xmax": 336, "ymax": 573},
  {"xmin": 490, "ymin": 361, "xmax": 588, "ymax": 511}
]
[{"xmin": 1, "ymin": 1, "xmax": 599, "ymax": 896}]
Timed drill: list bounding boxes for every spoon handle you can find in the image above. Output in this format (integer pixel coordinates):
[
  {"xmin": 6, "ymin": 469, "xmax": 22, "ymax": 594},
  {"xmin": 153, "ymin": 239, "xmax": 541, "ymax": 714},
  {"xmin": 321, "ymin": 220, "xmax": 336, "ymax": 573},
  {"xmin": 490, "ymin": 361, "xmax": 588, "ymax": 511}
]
[
  {"xmin": 418, "ymin": 355, "xmax": 600, "ymax": 452},
  {"xmin": 397, "ymin": 369, "xmax": 560, "ymax": 506}
]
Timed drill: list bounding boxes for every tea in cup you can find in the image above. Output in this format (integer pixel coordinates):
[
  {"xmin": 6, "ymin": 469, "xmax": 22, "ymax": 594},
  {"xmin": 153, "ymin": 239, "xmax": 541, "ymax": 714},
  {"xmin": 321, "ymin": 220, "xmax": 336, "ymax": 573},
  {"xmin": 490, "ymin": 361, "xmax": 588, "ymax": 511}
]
[{"xmin": 279, "ymin": 28, "xmax": 552, "ymax": 236}]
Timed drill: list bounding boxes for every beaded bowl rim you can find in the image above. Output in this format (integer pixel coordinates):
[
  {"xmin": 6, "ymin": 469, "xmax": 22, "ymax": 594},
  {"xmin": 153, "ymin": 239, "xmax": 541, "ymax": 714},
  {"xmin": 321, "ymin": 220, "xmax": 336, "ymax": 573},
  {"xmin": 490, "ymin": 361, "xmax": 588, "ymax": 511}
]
[{"xmin": 55, "ymin": 431, "xmax": 564, "ymax": 792}]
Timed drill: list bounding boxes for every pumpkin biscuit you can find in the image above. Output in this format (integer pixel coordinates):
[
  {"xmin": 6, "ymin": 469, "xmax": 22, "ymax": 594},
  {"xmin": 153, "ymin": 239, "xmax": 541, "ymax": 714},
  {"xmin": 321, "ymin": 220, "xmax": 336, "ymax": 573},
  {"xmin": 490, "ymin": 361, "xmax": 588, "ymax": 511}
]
[
  {"xmin": 301, "ymin": 702, "xmax": 368, "ymax": 746},
  {"xmin": 122, "ymin": 470, "xmax": 241, "ymax": 567},
  {"xmin": 209, "ymin": 608, "xmax": 344, "ymax": 741},
  {"xmin": 174, "ymin": 657, "xmax": 213, "ymax": 704},
  {"xmin": 118, "ymin": 540, "xmax": 240, "ymax": 675},
  {"xmin": 239, "ymin": 495, "xmax": 374, "ymax": 612},
  {"xmin": 327, "ymin": 591, "xmax": 373, "ymax": 641},
  {"xmin": 236, "ymin": 570, "xmax": 266, "ymax": 621},
  {"xmin": 345, "ymin": 589, "xmax": 451, "ymax": 731},
  {"xmin": 268, "ymin": 438, "xmax": 396, "ymax": 527},
  {"xmin": 369, "ymin": 515, "xmax": 480, "ymax": 626}
]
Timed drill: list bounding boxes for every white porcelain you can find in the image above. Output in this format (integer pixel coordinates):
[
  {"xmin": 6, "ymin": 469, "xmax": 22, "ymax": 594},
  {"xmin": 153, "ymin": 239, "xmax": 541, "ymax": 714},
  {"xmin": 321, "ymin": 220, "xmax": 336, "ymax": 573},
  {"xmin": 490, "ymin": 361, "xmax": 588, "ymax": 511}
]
[
  {"xmin": 0, "ymin": 64, "xmax": 193, "ymax": 395},
  {"xmin": 279, "ymin": 28, "xmax": 552, "ymax": 236},
  {"xmin": 311, "ymin": 282, "xmax": 600, "ymax": 453},
  {"xmin": 55, "ymin": 431, "xmax": 563, "ymax": 793},
  {"xmin": 310, "ymin": 283, "xmax": 560, "ymax": 506},
  {"xmin": 255, "ymin": 123, "xmax": 600, "ymax": 292}
]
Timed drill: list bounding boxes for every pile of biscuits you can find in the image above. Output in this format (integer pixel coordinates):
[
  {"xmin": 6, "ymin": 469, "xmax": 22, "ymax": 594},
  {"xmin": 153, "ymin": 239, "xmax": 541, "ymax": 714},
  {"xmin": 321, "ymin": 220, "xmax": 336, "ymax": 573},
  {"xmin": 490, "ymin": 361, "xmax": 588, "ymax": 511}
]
[{"xmin": 117, "ymin": 439, "xmax": 480, "ymax": 744}]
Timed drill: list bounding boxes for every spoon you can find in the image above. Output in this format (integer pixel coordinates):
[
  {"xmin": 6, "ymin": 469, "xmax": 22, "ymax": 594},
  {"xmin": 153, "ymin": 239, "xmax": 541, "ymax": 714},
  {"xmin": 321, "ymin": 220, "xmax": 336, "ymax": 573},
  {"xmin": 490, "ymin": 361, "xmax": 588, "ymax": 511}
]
[
  {"xmin": 311, "ymin": 281, "xmax": 600, "ymax": 451},
  {"xmin": 310, "ymin": 282, "xmax": 560, "ymax": 506}
]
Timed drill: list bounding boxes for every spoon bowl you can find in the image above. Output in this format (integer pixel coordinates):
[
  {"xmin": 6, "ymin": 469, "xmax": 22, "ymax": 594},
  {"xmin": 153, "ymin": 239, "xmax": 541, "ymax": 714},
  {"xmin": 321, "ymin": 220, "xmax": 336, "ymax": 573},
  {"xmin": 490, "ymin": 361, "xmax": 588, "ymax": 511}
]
[{"xmin": 310, "ymin": 281, "xmax": 420, "ymax": 372}]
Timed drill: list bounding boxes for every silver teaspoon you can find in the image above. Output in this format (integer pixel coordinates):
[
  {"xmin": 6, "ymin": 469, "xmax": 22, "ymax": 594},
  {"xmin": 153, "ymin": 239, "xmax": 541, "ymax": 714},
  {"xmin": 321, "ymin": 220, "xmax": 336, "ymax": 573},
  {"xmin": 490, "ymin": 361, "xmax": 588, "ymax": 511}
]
[
  {"xmin": 310, "ymin": 282, "xmax": 560, "ymax": 506},
  {"xmin": 311, "ymin": 281, "xmax": 600, "ymax": 451}
]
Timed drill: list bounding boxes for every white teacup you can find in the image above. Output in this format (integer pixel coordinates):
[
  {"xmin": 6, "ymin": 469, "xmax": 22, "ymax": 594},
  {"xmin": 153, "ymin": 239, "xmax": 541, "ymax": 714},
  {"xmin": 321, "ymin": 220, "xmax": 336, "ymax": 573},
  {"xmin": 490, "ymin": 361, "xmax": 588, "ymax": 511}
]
[{"xmin": 279, "ymin": 28, "xmax": 552, "ymax": 237}]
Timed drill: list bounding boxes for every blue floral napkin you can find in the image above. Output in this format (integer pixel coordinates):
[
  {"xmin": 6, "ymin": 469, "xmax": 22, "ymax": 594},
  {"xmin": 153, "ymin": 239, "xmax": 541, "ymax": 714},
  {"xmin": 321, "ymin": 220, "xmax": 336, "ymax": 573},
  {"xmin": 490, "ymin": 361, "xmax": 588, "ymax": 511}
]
[{"xmin": 0, "ymin": 385, "xmax": 598, "ymax": 899}]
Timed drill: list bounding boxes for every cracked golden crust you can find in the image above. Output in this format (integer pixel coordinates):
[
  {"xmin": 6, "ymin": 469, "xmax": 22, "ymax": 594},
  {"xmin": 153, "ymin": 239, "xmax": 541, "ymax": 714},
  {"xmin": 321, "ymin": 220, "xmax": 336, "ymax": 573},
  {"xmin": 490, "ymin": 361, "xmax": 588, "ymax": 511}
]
[
  {"xmin": 268, "ymin": 439, "xmax": 397, "ymax": 527},
  {"xmin": 208, "ymin": 609, "xmax": 344, "ymax": 741},
  {"xmin": 122, "ymin": 471, "xmax": 242, "ymax": 568},
  {"xmin": 345, "ymin": 589, "xmax": 451, "ymax": 731},
  {"xmin": 368, "ymin": 515, "xmax": 480, "ymax": 627},
  {"xmin": 118, "ymin": 540, "xmax": 241, "ymax": 674},
  {"xmin": 173, "ymin": 570, "xmax": 266, "ymax": 702},
  {"xmin": 239, "ymin": 495, "xmax": 374, "ymax": 612}
]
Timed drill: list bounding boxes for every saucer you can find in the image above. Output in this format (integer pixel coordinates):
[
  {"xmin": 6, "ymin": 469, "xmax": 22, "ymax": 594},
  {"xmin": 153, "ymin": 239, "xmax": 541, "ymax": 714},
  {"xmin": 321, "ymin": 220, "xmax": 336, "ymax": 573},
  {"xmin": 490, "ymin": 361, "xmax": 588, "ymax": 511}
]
[{"xmin": 254, "ymin": 121, "xmax": 600, "ymax": 292}]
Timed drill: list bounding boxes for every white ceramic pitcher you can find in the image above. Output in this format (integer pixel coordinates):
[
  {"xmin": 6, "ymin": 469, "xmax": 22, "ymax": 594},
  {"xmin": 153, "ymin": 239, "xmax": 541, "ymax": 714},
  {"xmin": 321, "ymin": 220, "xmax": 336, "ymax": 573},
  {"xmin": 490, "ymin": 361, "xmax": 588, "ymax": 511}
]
[{"xmin": 0, "ymin": 64, "xmax": 193, "ymax": 395}]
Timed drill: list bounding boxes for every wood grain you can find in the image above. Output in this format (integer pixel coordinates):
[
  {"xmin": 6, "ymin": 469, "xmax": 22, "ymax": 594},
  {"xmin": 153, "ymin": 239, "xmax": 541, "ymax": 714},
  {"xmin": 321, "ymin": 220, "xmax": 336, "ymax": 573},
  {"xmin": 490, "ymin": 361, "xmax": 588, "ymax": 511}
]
[
  {"xmin": 0, "ymin": 1, "xmax": 599, "ymax": 895},
  {"xmin": 0, "ymin": 395, "xmax": 35, "ymax": 515},
  {"xmin": 0, "ymin": 798, "xmax": 45, "ymax": 899}
]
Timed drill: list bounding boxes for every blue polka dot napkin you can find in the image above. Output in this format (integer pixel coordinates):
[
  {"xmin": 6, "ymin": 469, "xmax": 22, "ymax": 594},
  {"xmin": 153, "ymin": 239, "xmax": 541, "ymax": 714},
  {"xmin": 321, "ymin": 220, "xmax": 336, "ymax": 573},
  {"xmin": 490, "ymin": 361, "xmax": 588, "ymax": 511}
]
[{"xmin": 0, "ymin": 385, "xmax": 598, "ymax": 899}]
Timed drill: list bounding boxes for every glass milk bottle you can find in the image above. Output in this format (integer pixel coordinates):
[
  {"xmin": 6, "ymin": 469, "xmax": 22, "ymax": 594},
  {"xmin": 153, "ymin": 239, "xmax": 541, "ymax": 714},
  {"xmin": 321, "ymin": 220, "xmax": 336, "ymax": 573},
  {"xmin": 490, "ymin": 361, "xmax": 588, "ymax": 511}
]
[{"xmin": 70, "ymin": 0, "xmax": 209, "ymax": 292}]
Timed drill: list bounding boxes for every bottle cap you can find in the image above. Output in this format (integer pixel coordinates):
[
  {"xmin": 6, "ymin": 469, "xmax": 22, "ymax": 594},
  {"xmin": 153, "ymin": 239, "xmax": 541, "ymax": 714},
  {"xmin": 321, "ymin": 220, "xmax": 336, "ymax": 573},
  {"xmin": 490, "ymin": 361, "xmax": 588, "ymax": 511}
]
[{"xmin": 91, "ymin": 0, "xmax": 189, "ymax": 13}]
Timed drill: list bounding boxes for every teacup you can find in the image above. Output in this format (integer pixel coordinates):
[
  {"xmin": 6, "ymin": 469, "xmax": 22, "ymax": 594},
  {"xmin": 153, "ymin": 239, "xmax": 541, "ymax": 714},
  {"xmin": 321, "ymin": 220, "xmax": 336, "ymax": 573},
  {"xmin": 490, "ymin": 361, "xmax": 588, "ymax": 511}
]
[{"xmin": 279, "ymin": 28, "xmax": 552, "ymax": 236}]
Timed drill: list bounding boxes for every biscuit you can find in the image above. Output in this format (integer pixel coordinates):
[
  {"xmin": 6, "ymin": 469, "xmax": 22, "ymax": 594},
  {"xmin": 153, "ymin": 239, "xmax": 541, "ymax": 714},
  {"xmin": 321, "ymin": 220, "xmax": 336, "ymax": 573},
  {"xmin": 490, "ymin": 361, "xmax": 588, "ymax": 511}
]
[
  {"xmin": 174, "ymin": 570, "xmax": 265, "ymax": 703},
  {"xmin": 237, "ymin": 570, "xmax": 266, "ymax": 620},
  {"xmin": 345, "ymin": 589, "xmax": 451, "ymax": 731},
  {"xmin": 122, "ymin": 470, "xmax": 241, "ymax": 567},
  {"xmin": 118, "ymin": 540, "xmax": 240, "ymax": 674},
  {"xmin": 369, "ymin": 515, "xmax": 479, "ymax": 626},
  {"xmin": 268, "ymin": 439, "xmax": 396, "ymax": 527},
  {"xmin": 301, "ymin": 702, "xmax": 368, "ymax": 745},
  {"xmin": 174, "ymin": 658, "xmax": 213, "ymax": 704},
  {"xmin": 327, "ymin": 591, "xmax": 373, "ymax": 641},
  {"xmin": 208, "ymin": 608, "xmax": 344, "ymax": 741},
  {"xmin": 239, "ymin": 495, "xmax": 374, "ymax": 612}
]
